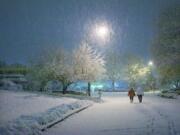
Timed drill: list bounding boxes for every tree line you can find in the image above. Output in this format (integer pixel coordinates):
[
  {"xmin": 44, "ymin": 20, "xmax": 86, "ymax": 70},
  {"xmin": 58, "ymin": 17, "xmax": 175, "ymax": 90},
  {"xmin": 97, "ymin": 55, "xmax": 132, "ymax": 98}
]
[{"xmin": 151, "ymin": 5, "xmax": 180, "ymax": 89}]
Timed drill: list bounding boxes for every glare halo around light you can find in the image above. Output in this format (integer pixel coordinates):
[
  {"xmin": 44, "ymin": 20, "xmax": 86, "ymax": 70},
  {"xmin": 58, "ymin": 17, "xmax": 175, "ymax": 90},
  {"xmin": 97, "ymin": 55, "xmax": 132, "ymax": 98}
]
[{"xmin": 95, "ymin": 25, "xmax": 109, "ymax": 39}]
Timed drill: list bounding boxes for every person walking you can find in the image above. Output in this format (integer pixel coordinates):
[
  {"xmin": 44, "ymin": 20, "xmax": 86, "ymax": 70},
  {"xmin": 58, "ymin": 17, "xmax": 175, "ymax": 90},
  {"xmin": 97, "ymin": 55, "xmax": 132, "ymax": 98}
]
[
  {"xmin": 128, "ymin": 88, "xmax": 135, "ymax": 103},
  {"xmin": 136, "ymin": 86, "xmax": 144, "ymax": 103}
]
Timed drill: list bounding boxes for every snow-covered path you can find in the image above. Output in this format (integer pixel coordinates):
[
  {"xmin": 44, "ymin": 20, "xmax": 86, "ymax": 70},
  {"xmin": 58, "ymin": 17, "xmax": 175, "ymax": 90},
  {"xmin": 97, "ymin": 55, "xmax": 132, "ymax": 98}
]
[{"xmin": 44, "ymin": 93, "xmax": 180, "ymax": 135}]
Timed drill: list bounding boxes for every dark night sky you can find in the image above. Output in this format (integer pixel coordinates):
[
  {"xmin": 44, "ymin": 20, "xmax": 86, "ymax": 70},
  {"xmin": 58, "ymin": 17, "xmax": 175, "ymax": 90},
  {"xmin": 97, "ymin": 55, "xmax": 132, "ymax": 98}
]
[{"xmin": 0, "ymin": 0, "xmax": 180, "ymax": 64}]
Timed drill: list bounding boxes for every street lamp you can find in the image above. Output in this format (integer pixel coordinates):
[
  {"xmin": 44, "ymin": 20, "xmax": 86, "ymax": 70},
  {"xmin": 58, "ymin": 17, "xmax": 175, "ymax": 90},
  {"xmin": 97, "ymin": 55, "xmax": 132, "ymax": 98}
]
[
  {"xmin": 95, "ymin": 25, "xmax": 109, "ymax": 40},
  {"xmin": 91, "ymin": 22, "xmax": 112, "ymax": 45},
  {"xmin": 148, "ymin": 61, "xmax": 153, "ymax": 66},
  {"xmin": 84, "ymin": 20, "xmax": 113, "ymax": 46}
]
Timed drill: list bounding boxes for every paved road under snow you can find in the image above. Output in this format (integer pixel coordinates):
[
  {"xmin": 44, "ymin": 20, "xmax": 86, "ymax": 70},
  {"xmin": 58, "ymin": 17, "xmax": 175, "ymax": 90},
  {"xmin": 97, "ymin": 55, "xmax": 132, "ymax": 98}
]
[{"xmin": 44, "ymin": 93, "xmax": 180, "ymax": 135}]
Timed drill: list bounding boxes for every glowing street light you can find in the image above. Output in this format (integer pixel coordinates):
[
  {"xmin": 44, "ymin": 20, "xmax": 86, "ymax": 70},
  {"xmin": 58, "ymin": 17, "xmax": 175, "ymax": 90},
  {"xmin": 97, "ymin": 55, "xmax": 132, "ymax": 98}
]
[
  {"xmin": 95, "ymin": 25, "xmax": 109, "ymax": 39},
  {"xmin": 84, "ymin": 20, "xmax": 113, "ymax": 46},
  {"xmin": 148, "ymin": 61, "xmax": 153, "ymax": 66},
  {"xmin": 91, "ymin": 22, "xmax": 112, "ymax": 44}
]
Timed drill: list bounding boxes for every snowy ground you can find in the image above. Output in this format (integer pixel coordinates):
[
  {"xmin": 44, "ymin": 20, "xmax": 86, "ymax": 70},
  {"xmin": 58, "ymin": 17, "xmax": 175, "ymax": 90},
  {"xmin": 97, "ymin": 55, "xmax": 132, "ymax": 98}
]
[
  {"xmin": 0, "ymin": 90, "xmax": 92, "ymax": 135},
  {"xmin": 44, "ymin": 92, "xmax": 180, "ymax": 135}
]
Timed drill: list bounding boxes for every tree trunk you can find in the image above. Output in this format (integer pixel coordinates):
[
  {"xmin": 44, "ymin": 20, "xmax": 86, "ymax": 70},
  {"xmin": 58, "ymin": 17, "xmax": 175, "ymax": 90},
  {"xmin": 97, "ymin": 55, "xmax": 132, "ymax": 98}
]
[
  {"xmin": 62, "ymin": 81, "xmax": 72, "ymax": 94},
  {"xmin": 87, "ymin": 82, "xmax": 91, "ymax": 96},
  {"xmin": 62, "ymin": 84, "xmax": 67, "ymax": 94}
]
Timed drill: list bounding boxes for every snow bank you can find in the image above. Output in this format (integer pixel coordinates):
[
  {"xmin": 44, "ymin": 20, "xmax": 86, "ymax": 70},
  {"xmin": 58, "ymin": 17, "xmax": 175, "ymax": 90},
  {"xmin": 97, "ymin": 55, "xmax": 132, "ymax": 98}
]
[
  {"xmin": 158, "ymin": 90, "xmax": 178, "ymax": 99},
  {"xmin": 0, "ymin": 90, "xmax": 92, "ymax": 135},
  {"xmin": 158, "ymin": 92, "xmax": 178, "ymax": 99}
]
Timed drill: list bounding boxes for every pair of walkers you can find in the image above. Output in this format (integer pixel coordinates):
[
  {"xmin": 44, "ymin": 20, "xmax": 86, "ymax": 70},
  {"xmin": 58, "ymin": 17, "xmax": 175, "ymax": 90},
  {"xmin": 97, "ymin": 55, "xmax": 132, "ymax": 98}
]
[{"xmin": 128, "ymin": 87, "xmax": 144, "ymax": 103}]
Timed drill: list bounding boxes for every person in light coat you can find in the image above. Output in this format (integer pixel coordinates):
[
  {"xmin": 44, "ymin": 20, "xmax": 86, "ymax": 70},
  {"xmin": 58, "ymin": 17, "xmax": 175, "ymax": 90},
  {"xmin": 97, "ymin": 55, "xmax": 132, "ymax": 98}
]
[{"xmin": 136, "ymin": 86, "xmax": 144, "ymax": 103}]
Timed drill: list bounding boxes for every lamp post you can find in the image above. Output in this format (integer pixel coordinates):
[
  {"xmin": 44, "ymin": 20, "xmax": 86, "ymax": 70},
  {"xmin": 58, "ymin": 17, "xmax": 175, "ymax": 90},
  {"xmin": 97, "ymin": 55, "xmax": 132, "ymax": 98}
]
[{"xmin": 148, "ymin": 60, "xmax": 154, "ymax": 93}]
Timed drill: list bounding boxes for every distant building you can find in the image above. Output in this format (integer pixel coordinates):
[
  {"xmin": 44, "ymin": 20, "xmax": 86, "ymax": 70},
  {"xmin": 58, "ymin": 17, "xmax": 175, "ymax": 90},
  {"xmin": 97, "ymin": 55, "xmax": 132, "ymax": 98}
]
[
  {"xmin": 0, "ymin": 74, "xmax": 27, "ymax": 89},
  {"xmin": 114, "ymin": 80, "xmax": 129, "ymax": 91},
  {"xmin": 67, "ymin": 80, "xmax": 129, "ymax": 93}
]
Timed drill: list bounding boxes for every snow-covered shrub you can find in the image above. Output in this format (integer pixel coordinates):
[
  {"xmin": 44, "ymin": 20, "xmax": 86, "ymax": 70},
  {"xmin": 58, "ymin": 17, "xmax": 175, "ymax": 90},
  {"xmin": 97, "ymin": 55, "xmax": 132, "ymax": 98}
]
[
  {"xmin": 44, "ymin": 80, "xmax": 63, "ymax": 92},
  {"xmin": 0, "ymin": 79, "xmax": 23, "ymax": 91}
]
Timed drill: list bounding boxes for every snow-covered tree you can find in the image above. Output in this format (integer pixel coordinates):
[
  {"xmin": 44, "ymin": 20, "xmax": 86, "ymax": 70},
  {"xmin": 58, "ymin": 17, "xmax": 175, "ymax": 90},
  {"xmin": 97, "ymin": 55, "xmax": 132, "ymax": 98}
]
[
  {"xmin": 122, "ymin": 54, "xmax": 149, "ymax": 88},
  {"xmin": 105, "ymin": 50, "xmax": 124, "ymax": 91},
  {"xmin": 105, "ymin": 52, "xmax": 153, "ymax": 90},
  {"xmin": 28, "ymin": 48, "xmax": 72, "ymax": 92},
  {"xmin": 151, "ymin": 6, "xmax": 180, "ymax": 88},
  {"xmin": 127, "ymin": 63, "xmax": 150, "ymax": 88},
  {"xmin": 72, "ymin": 42, "xmax": 106, "ymax": 96},
  {"xmin": 44, "ymin": 49, "xmax": 73, "ymax": 93}
]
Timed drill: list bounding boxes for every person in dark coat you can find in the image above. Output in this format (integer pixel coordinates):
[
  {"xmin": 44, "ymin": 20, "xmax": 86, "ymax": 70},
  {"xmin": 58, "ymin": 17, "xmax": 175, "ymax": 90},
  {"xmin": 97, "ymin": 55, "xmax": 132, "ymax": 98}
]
[{"xmin": 128, "ymin": 88, "xmax": 136, "ymax": 103}]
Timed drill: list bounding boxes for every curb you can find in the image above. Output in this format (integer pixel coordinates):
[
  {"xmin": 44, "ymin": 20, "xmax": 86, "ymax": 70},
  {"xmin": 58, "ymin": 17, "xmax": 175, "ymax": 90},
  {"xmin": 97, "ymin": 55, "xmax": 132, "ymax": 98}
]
[{"xmin": 41, "ymin": 104, "xmax": 92, "ymax": 131}]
